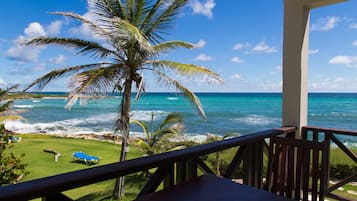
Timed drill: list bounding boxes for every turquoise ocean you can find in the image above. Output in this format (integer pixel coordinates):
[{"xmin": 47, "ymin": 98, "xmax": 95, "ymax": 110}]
[{"xmin": 6, "ymin": 93, "xmax": 357, "ymax": 144}]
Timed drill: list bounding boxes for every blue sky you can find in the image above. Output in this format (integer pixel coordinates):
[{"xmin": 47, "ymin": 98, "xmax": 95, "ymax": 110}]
[{"xmin": 1, "ymin": 0, "xmax": 357, "ymax": 92}]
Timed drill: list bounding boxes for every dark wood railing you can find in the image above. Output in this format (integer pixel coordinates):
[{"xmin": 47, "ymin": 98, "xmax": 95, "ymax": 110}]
[
  {"xmin": 0, "ymin": 126, "xmax": 355, "ymax": 201},
  {"xmin": 302, "ymin": 126, "xmax": 357, "ymax": 201},
  {"xmin": 0, "ymin": 127, "xmax": 295, "ymax": 201}
]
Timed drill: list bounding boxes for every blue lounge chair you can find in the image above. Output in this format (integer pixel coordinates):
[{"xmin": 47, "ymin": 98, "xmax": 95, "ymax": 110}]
[{"xmin": 72, "ymin": 151, "xmax": 100, "ymax": 165}]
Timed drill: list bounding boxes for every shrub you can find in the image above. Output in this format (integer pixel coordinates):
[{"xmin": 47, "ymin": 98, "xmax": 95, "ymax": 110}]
[{"xmin": 0, "ymin": 124, "xmax": 28, "ymax": 185}]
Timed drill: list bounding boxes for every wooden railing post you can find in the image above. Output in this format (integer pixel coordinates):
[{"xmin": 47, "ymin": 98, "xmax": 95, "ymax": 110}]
[{"xmin": 243, "ymin": 141, "xmax": 264, "ymax": 188}]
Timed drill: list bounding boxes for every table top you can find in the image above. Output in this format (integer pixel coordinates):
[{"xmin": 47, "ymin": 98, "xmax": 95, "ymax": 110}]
[{"xmin": 136, "ymin": 174, "xmax": 295, "ymax": 201}]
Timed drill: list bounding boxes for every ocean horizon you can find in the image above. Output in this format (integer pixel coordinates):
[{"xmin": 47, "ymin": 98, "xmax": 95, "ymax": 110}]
[{"xmin": 6, "ymin": 92, "xmax": 357, "ymax": 145}]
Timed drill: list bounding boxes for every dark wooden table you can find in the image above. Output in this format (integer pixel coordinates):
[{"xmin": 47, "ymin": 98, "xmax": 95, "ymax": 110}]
[{"xmin": 136, "ymin": 174, "xmax": 295, "ymax": 201}]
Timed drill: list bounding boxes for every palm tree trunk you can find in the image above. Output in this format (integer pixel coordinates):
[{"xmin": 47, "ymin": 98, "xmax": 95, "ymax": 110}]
[{"xmin": 113, "ymin": 78, "xmax": 132, "ymax": 199}]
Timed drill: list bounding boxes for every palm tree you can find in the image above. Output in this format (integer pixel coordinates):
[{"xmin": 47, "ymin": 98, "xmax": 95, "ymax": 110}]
[
  {"xmin": 132, "ymin": 112, "xmax": 185, "ymax": 156},
  {"xmin": 0, "ymin": 85, "xmax": 18, "ymax": 117},
  {"xmin": 24, "ymin": 0, "xmax": 222, "ymax": 198}
]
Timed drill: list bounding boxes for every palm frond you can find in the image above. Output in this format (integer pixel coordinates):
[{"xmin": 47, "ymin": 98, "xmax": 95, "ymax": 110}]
[
  {"xmin": 24, "ymin": 63, "xmax": 111, "ymax": 91},
  {"xmin": 90, "ymin": 0, "xmax": 128, "ymax": 20},
  {"xmin": 130, "ymin": 119, "xmax": 150, "ymax": 140},
  {"xmin": 140, "ymin": 0, "xmax": 162, "ymax": 31},
  {"xmin": 159, "ymin": 112, "xmax": 183, "ymax": 129},
  {"xmin": 149, "ymin": 60, "xmax": 223, "ymax": 83},
  {"xmin": 111, "ymin": 17, "xmax": 153, "ymax": 53},
  {"xmin": 143, "ymin": 0, "xmax": 188, "ymax": 43},
  {"xmin": 0, "ymin": 84, "xmax": 19, "ymax": 99},
  {"xmin": 50, "ymin": 11, "xmax": 110, "ymax": 39},
  {"xmin": 155, "ymin": 71, "xmax": 206, "ymax": 119},
  {"xmin": 66, "ymin": 64, "xmax": 123, "ymax": 108},
  {"xmin": 0, "ymin": 100, "xmax": 13, "ymax": 114},
  {"xmin": 132, "ymin": 138, "xmax": 153, "ymax": 153},
  {"xmin": 133, "ymin": 0, "xmax": 147, "ymax": 26},
  {"xmin": 25, "ymin": 37, "xmax": 118, "ymax": 59},
  {"xmin": 153, "ymin": 41, "xmax": 194, "ymax": 53}
]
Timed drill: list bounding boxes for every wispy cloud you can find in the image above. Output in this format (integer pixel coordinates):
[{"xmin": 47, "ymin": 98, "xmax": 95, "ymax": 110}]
[
  {"xmin": 4, "ymin": 22, "xmax": 48, "ymax": 62},
  {"xmin": 349, "ymin": 23, "xmax": 357, "ymax": 29},
  {"xmin": 231, "ymin": 56, "xmax": 244, "ymax": 63},
  {"xmin": 248, "ymin": 42, "xmax": 277, "ymax": 54},
  {"xmin": 189, "ymin": 0, "xmax": 216, "ymax": 19},
  {"xmin": 5, "ymin": 20, "xmax": 62, "ymax": 63},
  {"xmin": 47, "ymin": 20, "xmax": 63, "ymax": 36},
  {"xmin": 329, "ymin": 55, "xmax": 357, "ymax": 67},
  {"xmin": 193, "ymin": 39, "xmax": 206, "ymax": 49},
  {"xmin": 269, "ymin": 66, "xmax": 282, "ymax": 75},
  {"xmin": 231, "ymin": 73, "xmax": 244, "ymax": 81},
  {"xmin": 49, "ymin": 54, "xmax": 66, "ymax": 65},
  {"xmin": 233, "ymin": 42, "xmax": 250, "ymax": 50},
  {"xmin": 311, "ymin": 75, "xmax": 346, "ymax": 91},
  {"xmin": 194, "ymin": 53, "xmax": 213, "ymax": 61},
  {"xmin": 309, "ymin": 49, "xmax": 320, "ymax": 55},
  {"xmin": 311, "ymin": 16, "xmax": 340, "ymax": 31}
]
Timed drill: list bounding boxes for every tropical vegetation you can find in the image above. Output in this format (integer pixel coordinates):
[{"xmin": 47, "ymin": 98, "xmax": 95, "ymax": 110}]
[
  {"xmin": 0, "ymin": 85, "xmax": 28, "ymax": 185},
  {"xmin": 131, "ymin": 112, "xmax": 185, "ymax": 156},
  {"xmin": 23, "ymin": 0, "xmax": 222, "ymax": 197}
]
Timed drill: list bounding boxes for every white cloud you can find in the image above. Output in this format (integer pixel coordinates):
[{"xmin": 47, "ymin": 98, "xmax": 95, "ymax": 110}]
[
  {"xmin": 310, "ymin": 76, "xmax": 346, "ymax": 91},
  {"xmin": 231, "ymin": 73, "xmax": 244, "ymax": 81},
  {"xmin": 194, "ymin": 53, "xmax": 212, "ymax": 61},
  {"xmin": 270, "ymin": 65, "xmax": 282, "ymax": 75},
  {"xmin": 193, "ymin": 39, "xmax": 206, "ymax": 49},
  {"xmin": 47, "ymin": 20, "xmax": 63, "ymax": 36},
  {"xmin": 231, "ymin": 56, "xmax": 244, "ymax": 63},
  {"xmin": 309, "ymin": 49, "xmax": 319, "ymax": 55},
  {"xmin": 233, "ymin": 42, "xmax": 249, "ymax": 50},
  {"xmin": 69, "ymin": 12, "xmax": 102, "ymax": 39},
  {"xmin": 329, "ymin": 56, "xmax": 357, "ymax": 67},
  {"xmin": 258, "ymin": 80, "xmax": 282, "ymax": 91},
  {"xmin": 24, "ymin": 22, "xmax": 47, "ymax": 38},
  {"xmin": 352, "ymin": 41, "xmax": 357, "ymax": 46},
  {"xmin": 189, "ymin": 0, "xmax": 216, "ymax": 19},
  {"xmin": 334, "ymin": 76, "xmax": 344, "ymax": 82},
  {"xmin": 349, "ymin": 23, "xmax": 357, "ymax": 29},
  {"xmin": 249, "ymin": 42, "xmax": 277, "ymax": 53},
  {"xmin": 311, "ymin": 16, "xmax": 340, "ymax": 31},
  {"xmin": 5, "ymin": 45, "xmax": 41, "ymax": 62},
  {"xmin": 50, "ymin": 54, "xmax": 66, "ymax": 65},
  {"xmin": 5, "ymin": 22, "xmax": 48, "ymax": 62}
]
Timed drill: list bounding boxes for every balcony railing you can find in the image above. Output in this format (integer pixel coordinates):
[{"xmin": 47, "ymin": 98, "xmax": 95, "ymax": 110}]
[
  {"xmin": 302, "ymin": 126, "xmax": 357, "ymax": 201},
  {"xmin": 0, "ymin": 126, "xmax": 355, "ymax": 201}
]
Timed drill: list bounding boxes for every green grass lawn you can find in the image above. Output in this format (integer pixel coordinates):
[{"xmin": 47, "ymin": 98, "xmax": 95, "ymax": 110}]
[
  {"xmin": 5, "ymin": 134, "xmax": 357, "ymax": 200},
  {"xmin": 7, "ymin": 134, "xmax": 145, "ymax": 200}
]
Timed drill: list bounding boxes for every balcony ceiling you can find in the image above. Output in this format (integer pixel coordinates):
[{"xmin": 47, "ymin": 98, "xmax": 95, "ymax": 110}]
[{"xmin": 304, "ymin": 0, "xmax": 347, "ymax": 9}]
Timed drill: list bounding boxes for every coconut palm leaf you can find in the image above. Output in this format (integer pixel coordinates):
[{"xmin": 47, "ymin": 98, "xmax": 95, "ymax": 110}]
[
  {"xmin": 153, "ymin": 41, "xmax": 194, "ymax": 53},
  {"xmin": 26, "ymin": 37, "xmax": 118, "ymax": 59},
  {"xmin": 0, "ymin": 84, "xmax": 18, "ymax": 98},
  {"xmin": 155, "ymin": 71, "xmax": 206, "ymax": 119},
  {"xmin": 50, "ymin": 12, "xmax": 110, "ymax": 38},
  {"xmin": 23, "ymin": 63, "xmax": 112, "ymax": 91},
  {"xmin": 130, "ymin": 119, "xmax": 150, "ymax": 140},
  {"xmin": 0, "ymin": 101, "xmax": 13, "ymax": 114},
  {"xmin": 158, "ymin": 112, "xmax": 183, "ymax": 129},
  {"xmin": 66, "ymin": 65, "xmax": 123, "ymax": 108},
  {"xmin": 143, "ymin": 0, "xmax": 188, "ymax": 43},
  {"xmin": 110, "ymin": 17, "xmax": 152, "ymax": 52},
  {"xmin": 150, "ymin": 60, "xmax": 223, "ymax": 83}
]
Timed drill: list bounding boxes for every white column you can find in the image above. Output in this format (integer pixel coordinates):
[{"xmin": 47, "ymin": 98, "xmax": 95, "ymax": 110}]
[
  {"xmin": 282, "ymin": 0, "xmax": 346, "ymax": 135},
  {"xmin": 282, "ymin": 0, "xmax": 310, "ymax": 133}
]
